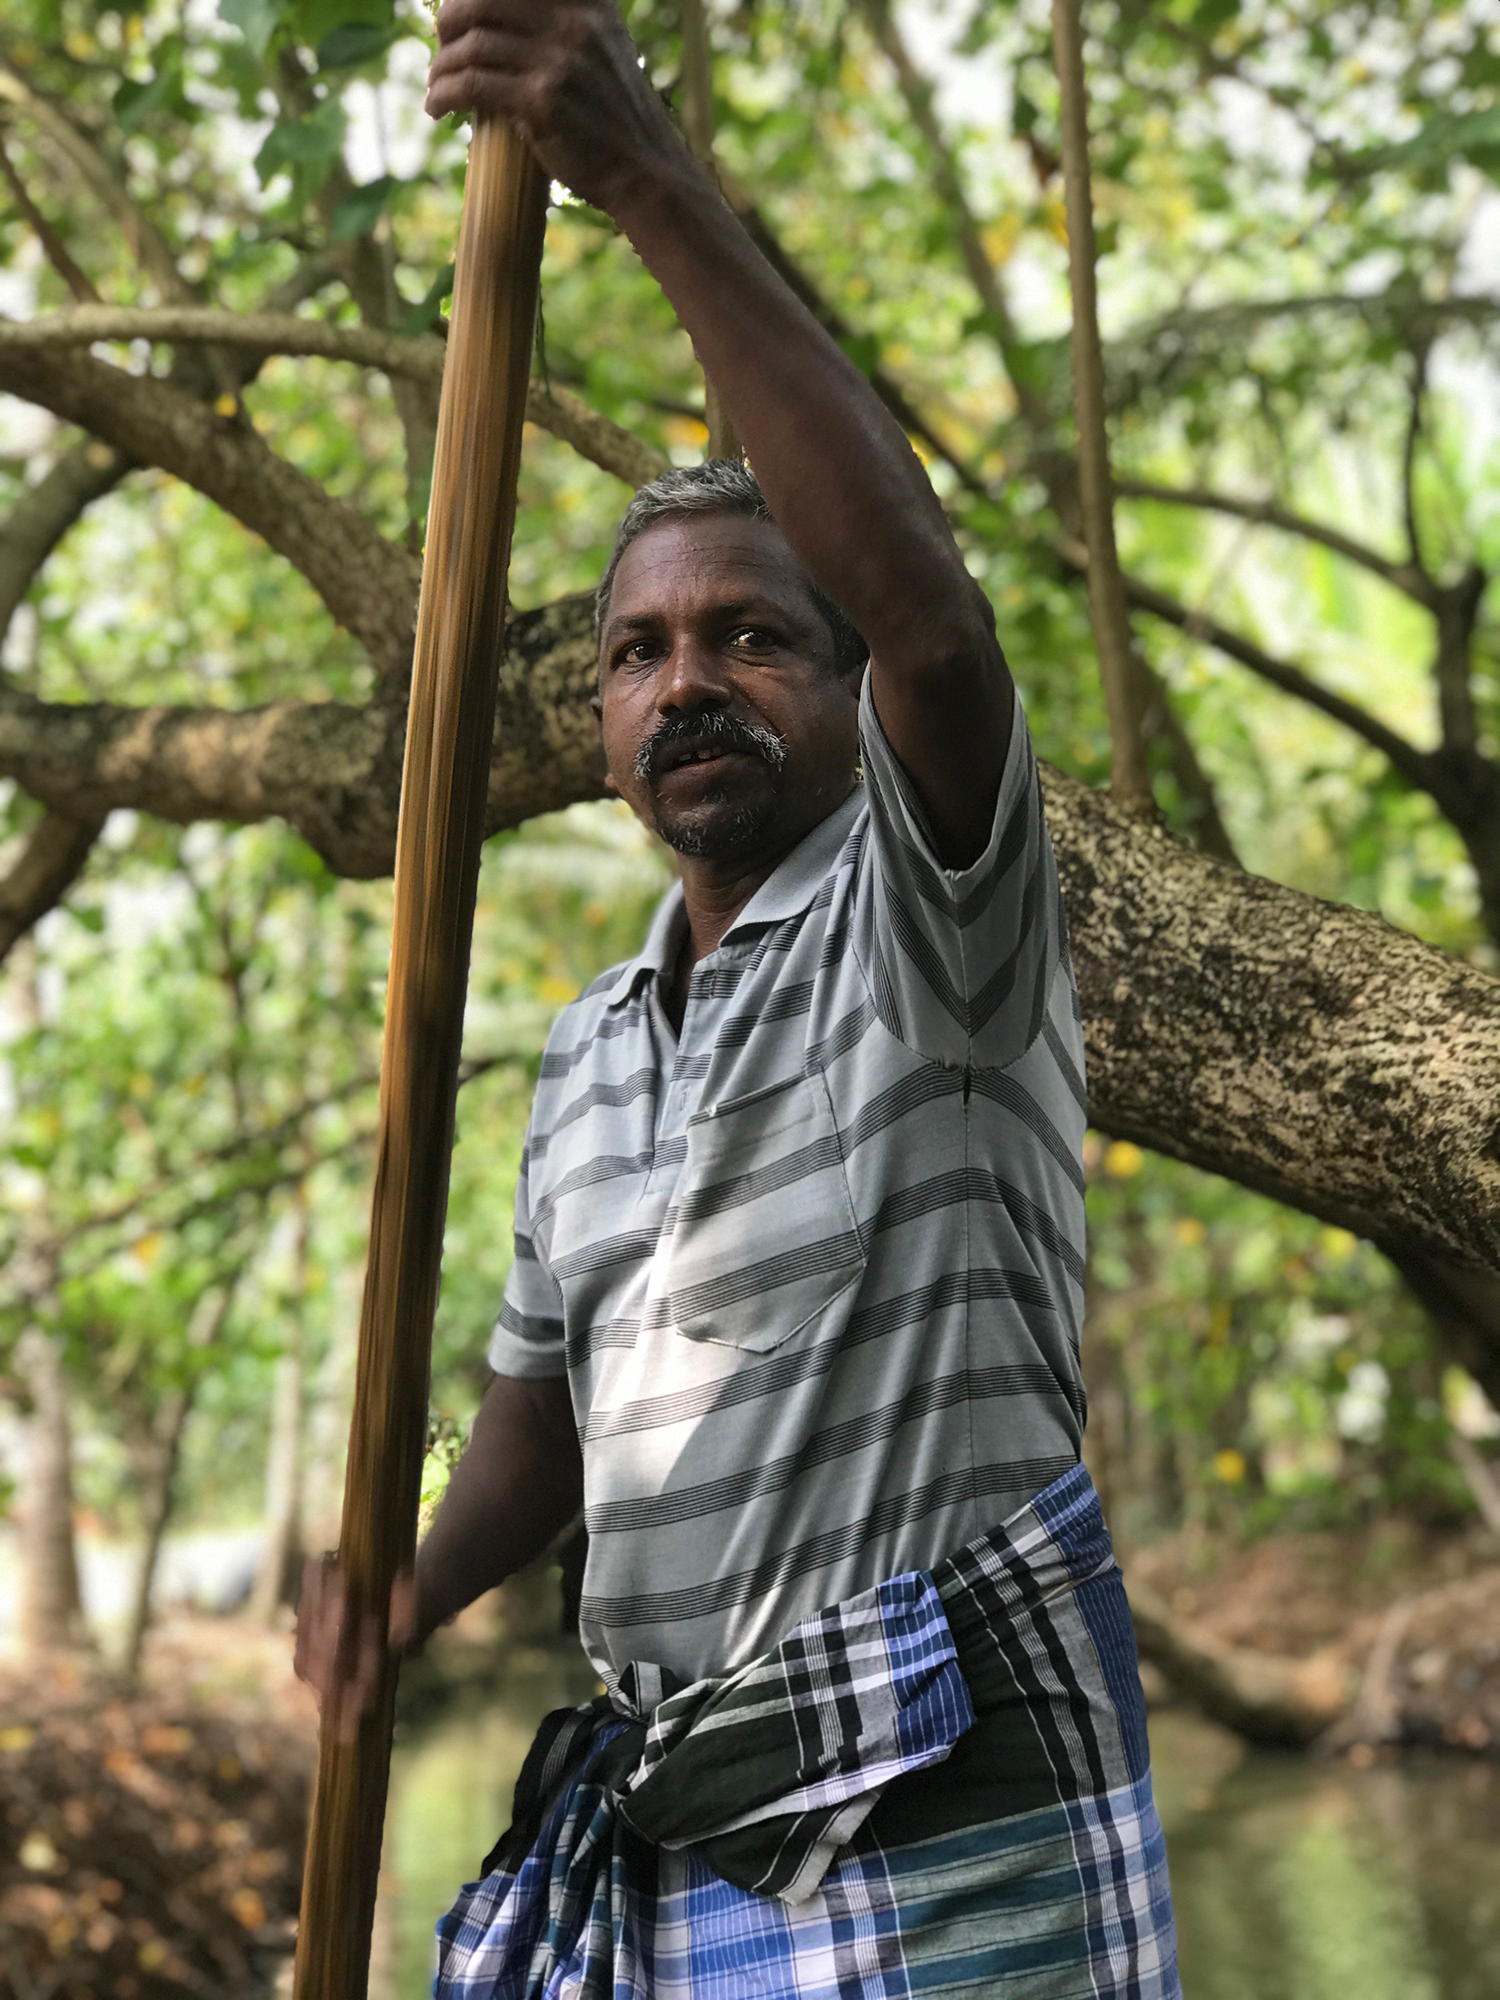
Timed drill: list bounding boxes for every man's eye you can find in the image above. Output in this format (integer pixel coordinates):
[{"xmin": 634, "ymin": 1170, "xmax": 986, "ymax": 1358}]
[{"xmin": 729, "ymin": 626, "xmax": 773, "ymax": 648}]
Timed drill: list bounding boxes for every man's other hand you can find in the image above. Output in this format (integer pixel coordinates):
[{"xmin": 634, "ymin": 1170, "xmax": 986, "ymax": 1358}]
[
  {"xmin": 293, "ymin": 1554, "xmax": 418, "ymax": 1745},
  {"xmin": 424, "ymin": 0, "xmax": 682, "ymax": 213}
]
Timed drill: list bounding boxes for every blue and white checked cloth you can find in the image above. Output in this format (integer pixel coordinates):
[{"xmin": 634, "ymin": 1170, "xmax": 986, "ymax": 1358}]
[{"xmin": 436, "ymin": 1463, "xmax": 1180, "ymax": 1999}]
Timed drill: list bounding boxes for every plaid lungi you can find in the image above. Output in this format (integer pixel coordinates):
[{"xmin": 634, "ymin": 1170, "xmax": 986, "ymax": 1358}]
[{"xmin": 435, "ymin": 1464, "xmax": 1180, "ymax": 1998}]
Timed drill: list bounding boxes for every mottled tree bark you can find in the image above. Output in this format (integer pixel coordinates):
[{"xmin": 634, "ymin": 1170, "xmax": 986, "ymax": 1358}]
[
  {"xmin": 15, "ymin": 1328, "xmax": 89, "ymax": 1656},
  {"xmin": 1045, "ymin": 766, "xmax": 1500, "ymax": 1274}
]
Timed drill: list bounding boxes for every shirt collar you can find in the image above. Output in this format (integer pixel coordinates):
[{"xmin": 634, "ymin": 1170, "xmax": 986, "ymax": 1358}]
[{"xmin": 602, "ymin": 784, "xmax": 865, "ymax": 1008}]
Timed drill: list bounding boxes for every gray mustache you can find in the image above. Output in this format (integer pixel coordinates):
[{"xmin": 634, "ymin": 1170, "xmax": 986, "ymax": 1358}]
[{"xmin": 635, "ymin": 708, "xmax": 788, "ymax": 783}]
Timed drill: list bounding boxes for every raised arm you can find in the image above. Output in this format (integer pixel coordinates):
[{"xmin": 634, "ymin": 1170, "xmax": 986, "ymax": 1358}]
[{"xmin": 426, "ymin": 0, "xmax": 1014, "ymax": 866}]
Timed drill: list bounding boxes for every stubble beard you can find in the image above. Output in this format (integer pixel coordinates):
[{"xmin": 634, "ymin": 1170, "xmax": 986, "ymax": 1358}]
[
  {"xmin": 654, "ymin": 791, "xmax": 780, "ymax": 861},
  {"xmin": 635, "ymin": 707, "xmax": 788, "ymax": 862}
]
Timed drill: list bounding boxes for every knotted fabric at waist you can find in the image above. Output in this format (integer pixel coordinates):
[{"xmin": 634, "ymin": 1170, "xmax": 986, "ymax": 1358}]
[{"xmin": 484, "ymin": 1459, "xmax": 1116, "ymax": 1905}]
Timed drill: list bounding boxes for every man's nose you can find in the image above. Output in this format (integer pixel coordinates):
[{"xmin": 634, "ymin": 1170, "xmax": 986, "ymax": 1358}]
[{"xmin": 655, "ymin": 634, "xmax": 732, "ymax": 711}]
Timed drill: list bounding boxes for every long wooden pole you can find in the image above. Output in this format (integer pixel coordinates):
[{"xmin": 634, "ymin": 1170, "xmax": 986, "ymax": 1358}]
[{"xmin": 292, "ymin": 119, "xmax": 547, "ymax": 2000}]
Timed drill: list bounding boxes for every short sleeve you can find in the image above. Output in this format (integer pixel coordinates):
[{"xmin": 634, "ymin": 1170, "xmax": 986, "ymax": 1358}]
[
  {"xmin": 486, "ymin": 1131, "xmax": 568, "ymax": 1378},
  {"xmin": 856, "ymin": 674, "xmax": 1065, "ymax": 1069}
]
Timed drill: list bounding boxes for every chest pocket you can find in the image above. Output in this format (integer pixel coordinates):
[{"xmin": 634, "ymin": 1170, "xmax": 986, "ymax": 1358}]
[{"xmin": 664, "ymin": 1069, "xmax": 866, "ymax": 1354}]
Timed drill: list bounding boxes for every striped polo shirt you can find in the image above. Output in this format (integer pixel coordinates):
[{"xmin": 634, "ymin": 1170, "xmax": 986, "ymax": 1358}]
[{"xmin": 489, "ymin": 677, "xmax": 1087, "ymax": 1689}]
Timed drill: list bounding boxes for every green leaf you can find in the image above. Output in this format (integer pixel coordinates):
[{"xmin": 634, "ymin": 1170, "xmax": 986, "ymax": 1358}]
[
  {"xmin": 397, "ymin": 261, "xmax": 454, "ymax": 336},
  {"xmin": 114, "ymin": 64, "xmax": 177, "ymax": 131},
  {"xmin": 218, "ymin": 0, "xmax": 285, "ymax": 59},
  {"xmin": 331, "ymin": 174, "xmax": 396, "ymax": 239},
  {"xmin": 317, "ymin": 19, "xmax": 400, "ymax": 70},
  {"xmin": 254, "ymin": 102, "xmax": 346, "ymax": 186}
]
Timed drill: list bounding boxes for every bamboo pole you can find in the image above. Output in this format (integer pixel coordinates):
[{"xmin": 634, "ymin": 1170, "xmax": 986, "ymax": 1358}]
[
  {"xmin": 1051, "ymin": 0, "xmax": 1154, "ymax": 811},
  {"xmin": 291, "ymin": 119, "xmax": 547, "ymax": 2000}
]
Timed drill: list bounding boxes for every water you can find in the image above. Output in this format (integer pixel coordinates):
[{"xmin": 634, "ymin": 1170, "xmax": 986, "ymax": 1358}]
[{"xmin": 377, "ymin": 1668, "xmax": 1500, "ymax": 1999}]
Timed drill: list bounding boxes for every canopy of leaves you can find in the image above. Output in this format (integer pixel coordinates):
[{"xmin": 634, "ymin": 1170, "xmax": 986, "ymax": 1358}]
[{"xmin": 1, "ymin": 0, "xmax": 1498, "ymax": 1567}]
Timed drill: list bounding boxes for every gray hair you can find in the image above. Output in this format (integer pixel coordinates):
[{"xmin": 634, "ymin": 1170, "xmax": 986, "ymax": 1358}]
[{"xmin": 594, "ymin": 460, "xmax": 867, "ymax": 676}]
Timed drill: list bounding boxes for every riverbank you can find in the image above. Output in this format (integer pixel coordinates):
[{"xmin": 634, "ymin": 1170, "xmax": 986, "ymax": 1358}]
[
  {"xmin": 1128, "ymin": 1514, "xmax": 1500, "ymax": 1751},
  {"xmin": 4, "ymin": 1520, "xmax": 1499, "ymax": 1998}
]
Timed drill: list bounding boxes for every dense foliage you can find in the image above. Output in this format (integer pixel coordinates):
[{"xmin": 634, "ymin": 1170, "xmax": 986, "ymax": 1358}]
[{"xmin": 2, "ymin": 0, "xmax": 1499, "ymax": 1647}]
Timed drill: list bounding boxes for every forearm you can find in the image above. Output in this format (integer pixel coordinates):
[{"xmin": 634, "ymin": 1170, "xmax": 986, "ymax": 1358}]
[
  {"xmin": 612, "ymin": 156, "xmax": 996, "ymax": 679},
  {"xmin": 412, "ymin": 1371, "xmax": 582, "ymax": 1644}
]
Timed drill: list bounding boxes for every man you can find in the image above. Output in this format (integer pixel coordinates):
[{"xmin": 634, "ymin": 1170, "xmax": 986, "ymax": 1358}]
[{"xmin": 298, "ymin": 0, "xmax": 1180, "ymax": 1991}]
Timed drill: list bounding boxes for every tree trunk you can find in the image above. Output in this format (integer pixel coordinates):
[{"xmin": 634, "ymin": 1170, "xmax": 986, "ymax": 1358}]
[
  {"xmin": 15, "ymin": 1328, "xmax": 89, "ymax": 1655},
  {"xmin": 250, "ymin": 1341, "xmax": 305, "ymax": 1623},
  {"xmin": 120, "ymin": 1382, "xmax": 194, "ymax": 1678}
]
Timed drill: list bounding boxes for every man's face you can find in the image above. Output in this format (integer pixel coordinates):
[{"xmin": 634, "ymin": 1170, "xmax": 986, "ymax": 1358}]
[{"xmin": 595, "ymin": 513, "xmax": 861, "ymax": 871}]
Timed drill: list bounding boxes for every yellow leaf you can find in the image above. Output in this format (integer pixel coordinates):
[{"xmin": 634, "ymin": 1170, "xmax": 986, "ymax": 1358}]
[
  {"xmin": 1173, "ymin": 1216, "xmax": 1206, "ymax": 1247},
  {"xmin": 664, "ymin": 414, "xmax": 708, "ymax": 453},
  {"xmin": 132, "ymin": 1233, "xmax": 163, "ymax": 1268},
  {"xmin": 538, "ymin": 974, "xmax": 579, "ymax": 1006},
  {"xmin": 214, "ymin": 392, "xmax": 239, "ymax": 418},
  {"xmin": 1213, "ymin": 1448, "xmax": 1247, "ymax": 1485},
  {"xmin": 19, "ymin": 1831, "xmax": 57, "ymax": 1871},
  {"xmin": 228, "ymin": 1887, "xmax": 266, "ymax": 1931},
  {"xmin": 0, "ymin": 1726, "xmax": 34, "ymax": 1751},
  {"xmin": 981, "ymin": 214, "xmax": 1022, "ymax": 267},
  {"xmin": 1103, "ymin": 1140, "xmax": 1143, "ymax": 1178},
  {"xmin": 1319, "ymin": 1226, "xmax": 1357, "ymax": 1262}
]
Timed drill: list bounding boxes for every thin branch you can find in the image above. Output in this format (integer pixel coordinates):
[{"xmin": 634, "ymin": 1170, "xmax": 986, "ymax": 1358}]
[
  {"xmin": 0, "ymin": 338, "xmax": 422, "ymax": 686},
  {"xmin": 1431, "ymin": 566, "xmax": 1486, "ymax": 763},
  {"xmin": 0, "ymin": 306, "xmax": 666, "ymax": 487},
  {"xmin": 0, "ymin": 806, "xmax": 104, "ymax": 964},
  {"xmin": 857, "ymin": 0, "xmax": 1049, "ymax": 437},
  {"xmin": 1117, "ymin": 565, "xmax": 1443, "ymax": 798},
  {"xmin": 525, "ymin": 382, "xmax": 669, "ymax": 488},
  {"xmin": 1402, "ymin": 342, "xmax": 1431, "ymax": 580},
  {"xmin": 677, "ymin": 0, "xmax": 739, "ymax": 458},
  {"xmin": 1052, "ymin": 0, "xmax": 1153, "ymax": 811},
  {"xmin": 0, "ymin": 63, "xmax": 193, "ymax": 306},
  {"xmin": 1113, "ymin": 476, "xmax": 1433, "ymax": 604},
  {"xmin": 0, "ymin": 133, "xmax": 99, "ymax": 301},
  {"xmin": 0, "ymin": 436, "xmax": 127, "ymax": 639},
  {"xmin": 1109, "ymin": 290, "xmax": 1500, "ymax": 407},
  {"xmin": 716, "ymin": 168, "xmax": 984, "ymax": 485},
  {"xmin": 0, "ymin": 303, "xmax": 447, "ymax": 377}
]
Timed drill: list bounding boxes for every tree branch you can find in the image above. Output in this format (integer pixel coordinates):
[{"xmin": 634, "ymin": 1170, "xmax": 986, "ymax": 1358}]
[
  {"xmin": 525, "ymin": 382, "xmax": 669, "ymax": 489},
  {"xmin": 857, "ymin": 0, "xmax": 1051, "ymax": 439},
  {"xmin": 1112, "ymin": 476, "xmax": 1433, "ymax": 604},
  {"xmin": 1402, "ymin": 341, "xmax": 1430, "ymax": 581},
  {"xmin": 1051, "ymin": 0, "xmax": 1153, "ymax": 810},
  {"xmin": 0, "ymin": 437, "xmax": 127, "ymax": 640},
  {"xmin": 0, "ymin": 63, "xmax": 193, "ymax": 307},
  {"xmin": 1107, "ymin": 290, "xmax": 1500, "ymax": 408},
  {"xmin": 0, "ymin": 306, "xmax": 670, "ymax": 489},
  {"xmin": 677, "ymin": 0, "xmax": 739, "ymax": 460},
  {"xmin": 1116, "ymin": 564, "xmax": 1444, "ymax": 800},
  {"xmin": 0, "ymin": 132, "xmax": 99, "ymax": 302},
  {"xmin": 0, "ymin": 339, "xmax": 422, "ymax": 686},
  {"xmin": 1047, "ymin": 763, "xmax": 1500, "ymax": 1274},
  {"xmin": 0, "ymin": 805, "xmax": 103, "ymax": 964},
  {"xmin": 0, "ymin": 593, "xmax": 603, "ymax": 875},
  {"xmin": 0, "ymin": 304, "xmax": 448, "ymax": 378}
]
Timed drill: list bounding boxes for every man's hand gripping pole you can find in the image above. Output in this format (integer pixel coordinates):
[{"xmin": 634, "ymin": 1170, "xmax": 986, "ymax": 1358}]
[{"xmin": 291, "ymin": 118, "xmax": 548, "ymax": 2000}]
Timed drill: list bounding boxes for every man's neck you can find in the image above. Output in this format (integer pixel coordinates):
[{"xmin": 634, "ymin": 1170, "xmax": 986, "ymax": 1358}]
[{"xmin": 662, "ymin": 856, "xmax": 773, "ymax": 1030}]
